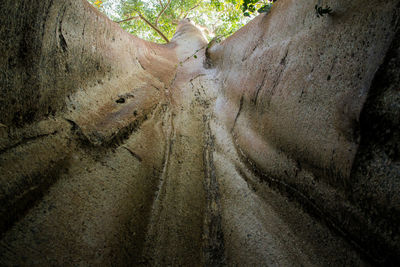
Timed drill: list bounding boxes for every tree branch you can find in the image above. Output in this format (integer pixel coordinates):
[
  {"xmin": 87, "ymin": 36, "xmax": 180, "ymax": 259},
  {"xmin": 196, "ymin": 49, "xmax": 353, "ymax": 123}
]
[
  {"xmin": 155, "ymin": 0, "xmax": 171, "ymax": 26},
  {"xmin": 137, "ymin": 12, "xmax": 170, "ymax": 43},
  {"xmin": 117, "ymin": 10, "xmax": 170, "ymax": 43},
  {"xmin": 183, "ymin": 2, "xmax": 201, "ymax": 18},
  {"xmin": 116, "ymin": 16, "xmax": 140, "ymax": 23}
]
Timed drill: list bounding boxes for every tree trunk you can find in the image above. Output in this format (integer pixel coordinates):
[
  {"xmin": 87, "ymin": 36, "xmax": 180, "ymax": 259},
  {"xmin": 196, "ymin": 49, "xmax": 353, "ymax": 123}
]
[{"xmin": 0, "ymin": 0, "xmax": 399, "ymax": 265}]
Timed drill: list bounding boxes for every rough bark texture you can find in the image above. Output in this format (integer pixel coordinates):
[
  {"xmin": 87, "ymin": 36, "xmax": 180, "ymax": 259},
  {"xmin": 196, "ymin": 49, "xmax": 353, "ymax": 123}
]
[{"xmin": 0, "ymin": 0, "xmax": 399, "ymax": 266}]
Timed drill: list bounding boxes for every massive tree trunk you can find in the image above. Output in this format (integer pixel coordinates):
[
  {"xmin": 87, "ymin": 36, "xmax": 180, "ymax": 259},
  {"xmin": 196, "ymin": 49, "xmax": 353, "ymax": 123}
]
[{"xmin": 0, "ymin": 0, "xmax": 399, "ymax": 265}]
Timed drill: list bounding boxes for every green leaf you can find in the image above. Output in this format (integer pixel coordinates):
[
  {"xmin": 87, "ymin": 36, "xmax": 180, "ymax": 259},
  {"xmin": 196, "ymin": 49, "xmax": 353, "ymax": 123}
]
[{"xmin": 258, "ymin": 4, "xmax": 271, "ymax": 13}]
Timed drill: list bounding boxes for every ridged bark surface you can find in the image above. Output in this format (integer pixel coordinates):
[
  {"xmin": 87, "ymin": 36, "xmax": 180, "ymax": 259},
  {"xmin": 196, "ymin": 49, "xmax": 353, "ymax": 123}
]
[{"xmin": 0, "ymin": 0, "xmax": 399, "ymax": 265}]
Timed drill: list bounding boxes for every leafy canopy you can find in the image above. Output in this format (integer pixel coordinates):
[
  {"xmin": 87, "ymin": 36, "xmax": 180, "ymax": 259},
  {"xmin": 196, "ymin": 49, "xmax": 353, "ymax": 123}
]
[{"xmin": 88, "ymin": 0, "xmax": 274, "ymax": 43}]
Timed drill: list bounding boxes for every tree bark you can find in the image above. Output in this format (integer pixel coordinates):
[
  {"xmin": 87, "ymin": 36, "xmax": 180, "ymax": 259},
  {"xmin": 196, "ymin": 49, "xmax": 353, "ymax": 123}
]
[{"xmin": 0, "ymin": 0, "xmax": 399, "ymax": 266}]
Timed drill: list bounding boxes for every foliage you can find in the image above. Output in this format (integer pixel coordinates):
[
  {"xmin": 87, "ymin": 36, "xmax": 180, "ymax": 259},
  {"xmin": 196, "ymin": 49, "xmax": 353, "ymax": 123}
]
[
  {"xmin": 93, "ymin": 0, "xmax": 103, "ymax": 8},
  {"xmin": 87, "ymin": 0, "xmax": 275, "ymax": 43},
  {"xmin": 235, "ymin": 0, "xmax": 275, "ymax": 17}
]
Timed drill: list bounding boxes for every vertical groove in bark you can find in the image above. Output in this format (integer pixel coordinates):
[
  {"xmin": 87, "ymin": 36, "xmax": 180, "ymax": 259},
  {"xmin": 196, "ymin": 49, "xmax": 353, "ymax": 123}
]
[{"xmin": 202, "ymin": 115, "xmax": 225, "ymax": 266}]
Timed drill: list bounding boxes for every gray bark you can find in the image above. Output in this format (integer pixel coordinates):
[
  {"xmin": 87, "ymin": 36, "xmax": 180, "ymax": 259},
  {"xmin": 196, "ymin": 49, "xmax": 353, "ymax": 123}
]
[{"xmin": 0, "ymin": 0, "xmax": 399, "ymax": 265}]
